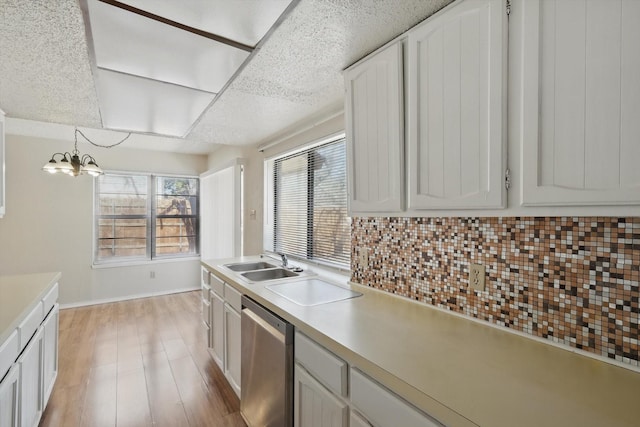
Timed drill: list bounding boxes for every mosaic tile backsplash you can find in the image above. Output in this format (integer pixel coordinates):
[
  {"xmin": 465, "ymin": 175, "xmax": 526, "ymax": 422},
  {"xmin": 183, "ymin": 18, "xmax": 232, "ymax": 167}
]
[{"xmin": 351, "ymin": 217, "xmax": 640, "ymax": 366}]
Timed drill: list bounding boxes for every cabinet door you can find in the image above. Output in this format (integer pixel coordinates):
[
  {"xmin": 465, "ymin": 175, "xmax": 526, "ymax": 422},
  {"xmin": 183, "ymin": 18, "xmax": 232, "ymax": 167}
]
[
  {"xmin": 201, "ymin": 298, "xmax": 210, "ymax": 329},
  {"xmin": 18, "ymin": 327, "xmax": 43, "ymax": 427},
  {"xmin": 350, "ymin": 410, "xmax": 373, "ymax": 427},
  {"xmin": 224, "ymin": 304, "xmax": 241, "ymax": 398},
  {"xmin": 209, "ymin": 291, "xmax": 225, "ymax": 370},
  {"xmin": 201, "ymin": 267, "xmax": 210, "ymax": 288},
  {"xmin": 0, "ymin": 363, "xmax": 19, "ymax": 427},
  {"xmin": 521, "ymin": 0, "xmax": 640, "ymax": 206},
  {"xmin": 345, "ymin": 41, "xmax": 404, "ymax": 214},
  {"xmin": 407, "ymin": 0, "xmax": 507, "ymax": 209},
  {"xmin": 294, "ymin": 364, "xmax": 348, "ymax": 427},
  {"xmin": 41, "ymin": 305, "xmax": 59, "ymax": 408}
]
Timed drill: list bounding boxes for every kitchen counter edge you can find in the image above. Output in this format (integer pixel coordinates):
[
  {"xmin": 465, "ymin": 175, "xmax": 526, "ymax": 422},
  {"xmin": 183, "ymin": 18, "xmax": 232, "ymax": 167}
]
[
  {"xmin": 0, "ymin": 272, "xmax": 61, "ymax": 345},
  {"xmin": 201, "ymin": 257, "xmax": 640, "ymax": 427}
]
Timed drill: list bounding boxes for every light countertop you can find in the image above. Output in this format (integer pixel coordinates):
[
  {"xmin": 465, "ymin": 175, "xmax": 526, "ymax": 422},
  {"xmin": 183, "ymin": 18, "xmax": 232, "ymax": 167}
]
[
  {"xmin": 202, "ymin": 257, "xmax": 640, "ymax": 427},
  {"xmin": 0, "ymin": 272, "xmax": 61, "ymax": 344}
]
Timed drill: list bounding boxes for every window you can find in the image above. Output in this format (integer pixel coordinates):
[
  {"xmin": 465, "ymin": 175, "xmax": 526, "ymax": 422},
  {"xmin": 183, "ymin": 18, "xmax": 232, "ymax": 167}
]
[
  {"xmin": 95, "ymin": 173, "xmax": 199, "ymax": 263},
  {"xmin": 266, "ymin": 135, "xmax": 350, "ymax": 267}
]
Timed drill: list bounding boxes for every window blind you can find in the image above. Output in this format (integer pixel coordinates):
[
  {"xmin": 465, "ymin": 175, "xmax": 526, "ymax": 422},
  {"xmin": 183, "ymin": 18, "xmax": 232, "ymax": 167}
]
[{"xmin": 273, "ymin": 137, "xmax": 350, "ymax": 267}]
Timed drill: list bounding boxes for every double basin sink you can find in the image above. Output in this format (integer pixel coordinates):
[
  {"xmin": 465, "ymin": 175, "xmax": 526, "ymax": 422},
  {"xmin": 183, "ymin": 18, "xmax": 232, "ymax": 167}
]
[
  {"xmin": 224, "ymin": 261, "xmax": 299, "ymax": 281},
  {"xmin": 222, "ymin": 259, "xmax": 362, "ymax": 306}
]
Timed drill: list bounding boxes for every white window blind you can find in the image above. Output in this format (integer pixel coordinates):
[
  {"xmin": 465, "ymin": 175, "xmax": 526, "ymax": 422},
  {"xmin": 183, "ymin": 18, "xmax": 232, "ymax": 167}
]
[{"xmin": 272, "ymin": 137, "xmax": 350, "ymax": 267}]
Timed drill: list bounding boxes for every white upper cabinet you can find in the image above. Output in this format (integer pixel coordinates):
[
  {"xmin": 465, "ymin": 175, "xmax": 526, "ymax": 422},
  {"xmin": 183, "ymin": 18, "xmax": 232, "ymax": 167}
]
[
  {"xmin": 407, "ymin": 0, "xmax": 508, "ymax": 209},
  {"xmin": 520, "ymin": 0, "xmax": 640, "ymax": 206},
  {"xmin": 345, "ymin": 42, "xmax": 404, "ymax": 214}
]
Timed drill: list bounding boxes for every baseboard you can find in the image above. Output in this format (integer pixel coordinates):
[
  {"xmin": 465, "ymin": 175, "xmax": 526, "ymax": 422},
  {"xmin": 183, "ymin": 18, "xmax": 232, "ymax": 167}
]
[{"xmin": 59, "ymin": 286, "xmax": 200, "ymax": 309}]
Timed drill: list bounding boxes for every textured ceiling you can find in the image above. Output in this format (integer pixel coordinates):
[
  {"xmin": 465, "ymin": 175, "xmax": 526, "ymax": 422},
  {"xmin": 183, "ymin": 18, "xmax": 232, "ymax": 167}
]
[{"xmin": 0, "ymin": 0, "xmax": 453, "ymax": 154}]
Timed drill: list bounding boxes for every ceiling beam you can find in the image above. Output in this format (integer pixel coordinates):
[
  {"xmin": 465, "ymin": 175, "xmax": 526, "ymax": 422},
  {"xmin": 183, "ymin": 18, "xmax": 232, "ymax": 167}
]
[{"xmin": 97, "ymin": 0, "xmax": 254, "ymax": 52}]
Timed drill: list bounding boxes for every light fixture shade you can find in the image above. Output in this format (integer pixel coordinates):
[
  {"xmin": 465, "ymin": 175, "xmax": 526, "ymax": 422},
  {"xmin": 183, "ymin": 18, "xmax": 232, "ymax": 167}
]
[
  {"xmin": 57, "ymin": 159, "xmax": 74, "ymax": 174},
  {"xmin": 82, "ymin": 162, "xmax": 104, "ymax": 177},
  {"xmin": 42, "ymin": 160, "xmax": 59, "ymax": 174}
]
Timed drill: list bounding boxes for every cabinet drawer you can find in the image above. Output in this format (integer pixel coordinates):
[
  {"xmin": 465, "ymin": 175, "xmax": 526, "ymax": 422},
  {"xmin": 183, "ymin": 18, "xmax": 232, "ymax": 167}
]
[
  {"xmin": 0, "ymin": 330, "xmax": 18, "ymax": 381},
  {"xmin": 295, "ymin": 331, "xmax": 347, "ymax": 397},
  {"xmin": 201, "ymin": 268, "xmax": 210, "ymax": 286},
  {"xmin": 210, "ymin": 273, "xmax": 224, "ymax": 296},
  {"xmin": 223, "ymin": 284, "xmax": 242, "ymax": 312},
  {"xmin": 42, "ymin": 282, "xmax": 58, "ymax": 317},
  {"xmin": 350, "ymin": 368, "xmax": 442, "ymax": 427},
  {"xmin": 18, "ymin": 301, "xmax": 43, "ymax": 351}
]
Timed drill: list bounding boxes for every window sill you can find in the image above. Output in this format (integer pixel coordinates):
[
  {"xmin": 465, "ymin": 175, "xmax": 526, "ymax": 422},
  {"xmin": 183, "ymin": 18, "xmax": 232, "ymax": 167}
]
[{"xmin": 92, "ymin": 256, "xmax": 201, "ymax": 269}]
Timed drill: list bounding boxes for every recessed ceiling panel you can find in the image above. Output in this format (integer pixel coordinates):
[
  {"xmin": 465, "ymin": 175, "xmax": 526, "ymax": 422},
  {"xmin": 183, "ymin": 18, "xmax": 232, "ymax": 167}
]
[
  {"xmin": 95, "ymin": 69, "xmax": 215, "ymax": 137},
  {"xmin": 1, "ymin": 0, "xmax": 455, "ymax": 147},
  {"xmin": 87, "ymin": 0, "xmax": 250, "ymax": 93},
  {"xmin": 118, "ymin": 0, "xmax": 294, "ymax": 47}
]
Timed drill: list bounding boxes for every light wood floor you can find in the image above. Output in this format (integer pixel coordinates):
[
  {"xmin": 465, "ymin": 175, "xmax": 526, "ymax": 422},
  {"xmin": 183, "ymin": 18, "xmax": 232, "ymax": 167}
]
[{"xmin": 39, "ymin": 291, "xmax": 246, "ymax": 427}]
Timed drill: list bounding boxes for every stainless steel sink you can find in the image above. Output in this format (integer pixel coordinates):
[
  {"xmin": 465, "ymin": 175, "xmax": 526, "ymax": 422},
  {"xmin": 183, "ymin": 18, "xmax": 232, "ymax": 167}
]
[
  {"xmin": 224, "ymin": 261, "xmax": 276, "ymax": 272},
  {"xmin": 241, "ymin": 268, "xmax": 299, "ymax": 281}
]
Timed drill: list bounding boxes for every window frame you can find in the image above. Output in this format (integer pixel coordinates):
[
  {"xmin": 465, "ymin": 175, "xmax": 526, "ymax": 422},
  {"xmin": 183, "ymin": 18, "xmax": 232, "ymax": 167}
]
[
  {"xmin": 93, "ymin": 171, "xmax": 200, "ymax": 266},
  {"xmin": 264, "ymin": 132, "xmax": 350, "ymax": 269},
  {"xmin": 151, "ymin": 175, "xmax": 200, "ymax": 260}
]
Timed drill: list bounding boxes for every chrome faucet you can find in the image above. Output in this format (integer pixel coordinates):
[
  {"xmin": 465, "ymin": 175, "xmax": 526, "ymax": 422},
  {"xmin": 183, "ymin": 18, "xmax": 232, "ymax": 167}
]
[{"xmin": 278, "ymin": 252, "xmax": 288, "ymax": 268}]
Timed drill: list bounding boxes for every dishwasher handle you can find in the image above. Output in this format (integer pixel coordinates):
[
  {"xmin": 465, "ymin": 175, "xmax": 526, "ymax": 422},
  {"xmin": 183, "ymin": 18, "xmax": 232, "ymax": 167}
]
[{"xmin": 242, "ymin": 296, "xmax": 293, "ymax": 343}]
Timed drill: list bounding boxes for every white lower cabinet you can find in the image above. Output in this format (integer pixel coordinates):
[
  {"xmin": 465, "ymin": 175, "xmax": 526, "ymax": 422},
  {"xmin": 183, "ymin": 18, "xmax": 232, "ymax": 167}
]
[
  {"xmin": 0, "ymin": 363, "xmax": 20, "ymax": 427},
  {"xmin": 201, "ymin": 298, "xmax": 210, "ymax": 329},
  {"xmin": 209, "ymin": 290, "xmax": 225, "ymax": 369},
  {"xmin": 223, "ymin": 303, "xmax": 241, "ymax": 397},
  {"xmin": 201, "ymin": 268, "xmax": 211, "ymax": 343},
  {"xmin": 0, "ymin": 281, "xmax": 58, "ymax": 427},
  {"xmin": 349, "ymin": 410, "xmax": 373, "ymax": 427},
  {"xmin": 294, "ymin": 332, "xmax": 442, "ymax": 427},
  {"xmin": 205, "ymin": 271, "xmax": 242, "ymax": 398},
  {"xmin": 294, "ymin": 364, "xmax": 348, "ymax": 427},
  {"xmin": 18, "ymin": 327, "xmax": 43, "ymax": 427},
  {"xmin": 41, "ymin": 305, "xmax": 59, "ymax": 406}
]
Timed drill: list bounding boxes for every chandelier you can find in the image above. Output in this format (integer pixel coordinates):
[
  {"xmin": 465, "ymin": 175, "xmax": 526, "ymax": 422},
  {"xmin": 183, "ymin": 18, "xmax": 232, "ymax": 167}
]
[{"xmin": 42, "ymin": 129, "xmax": 130, "ymax": 177}]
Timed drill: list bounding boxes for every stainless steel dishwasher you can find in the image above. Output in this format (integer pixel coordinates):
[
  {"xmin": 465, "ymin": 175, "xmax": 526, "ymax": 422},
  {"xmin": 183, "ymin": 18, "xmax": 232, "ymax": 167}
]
[{"xmin": 241, "ymin": 295, "xmax": 294, "ymax": 427}]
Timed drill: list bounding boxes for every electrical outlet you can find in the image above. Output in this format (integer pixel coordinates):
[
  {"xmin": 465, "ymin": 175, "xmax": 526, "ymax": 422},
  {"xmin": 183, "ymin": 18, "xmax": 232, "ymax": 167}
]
[
  {"xmin": 469, "ymin": 263, "xmax": 485, "ymax": 291},
  {"xmin": 150, "ymin": 271, "xmax": 155, "ymax": 279},
  {"xmin": 358, "ymin": 248, "xmax": 369, "ymax": 266}
]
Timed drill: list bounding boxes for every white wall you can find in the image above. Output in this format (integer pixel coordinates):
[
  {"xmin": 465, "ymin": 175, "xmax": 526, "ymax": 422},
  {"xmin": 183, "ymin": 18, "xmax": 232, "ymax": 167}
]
[{"xmin": 0, "ymin": 133, "xmax": 208, "ymax": 305}]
